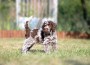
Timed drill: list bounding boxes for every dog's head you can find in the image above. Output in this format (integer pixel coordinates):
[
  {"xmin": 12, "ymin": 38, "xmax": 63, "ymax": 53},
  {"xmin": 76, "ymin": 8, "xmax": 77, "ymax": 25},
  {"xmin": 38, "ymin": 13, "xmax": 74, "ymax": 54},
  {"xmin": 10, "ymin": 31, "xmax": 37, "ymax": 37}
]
[{"xmin": 42, "ymin": 21, "xmax": 57, "ymax": 35}]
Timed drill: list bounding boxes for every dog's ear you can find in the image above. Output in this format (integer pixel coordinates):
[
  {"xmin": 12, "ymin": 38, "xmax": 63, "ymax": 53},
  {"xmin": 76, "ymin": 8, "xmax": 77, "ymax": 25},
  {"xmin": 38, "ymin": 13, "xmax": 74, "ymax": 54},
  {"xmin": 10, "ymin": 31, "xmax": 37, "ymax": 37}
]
[
  {"xmin": 52, "ymin": 22, "xmax": 57, "ymax": 30},
  {"xmin": 48, "ymin": 21, "xmax": 57, "ymax": 32},
  {"xmin": 52, "ymin": 22, "xmax": 57, "ymax": 33}
]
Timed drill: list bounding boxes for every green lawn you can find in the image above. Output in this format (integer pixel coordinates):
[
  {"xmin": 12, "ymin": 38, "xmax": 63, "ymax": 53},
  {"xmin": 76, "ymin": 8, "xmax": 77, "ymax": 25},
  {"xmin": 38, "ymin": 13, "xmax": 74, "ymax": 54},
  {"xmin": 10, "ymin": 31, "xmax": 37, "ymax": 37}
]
[{"xmin": 0, "ymin": 38, "xmax": 90, "ymax": 65}]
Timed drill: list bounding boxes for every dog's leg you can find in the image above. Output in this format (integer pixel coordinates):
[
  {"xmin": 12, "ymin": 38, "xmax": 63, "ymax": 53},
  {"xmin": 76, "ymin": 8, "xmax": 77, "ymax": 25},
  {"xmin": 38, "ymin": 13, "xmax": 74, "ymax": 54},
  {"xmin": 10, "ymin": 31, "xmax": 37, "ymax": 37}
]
[
  {"xmin": 43, "ymin": 37, "xmax": 51, "ymax": 54},
  {"xmin": 22, "ymin": 44, "xmax": 28, "ymax": 54},
  {"xmin": 44, "ymin": 44, "xmax": 50, "ymax": 54},
  {"xmin": 22, "ymin": 38, "xmax": 34, "ymax": 54},
  {"xmin": 51, "ymin": 36, "xmax": 57, "ymax": 52},
  {"xmin": 22, "ymin": 43, "xmax": 35, "ymax": 54},
  {"xmin": 27, "ymin": 43, "xmax": 34, "ymax": 51},
  {"xmin": 51, "ymin": 43, "xmax": 57, "ymax": 52}
]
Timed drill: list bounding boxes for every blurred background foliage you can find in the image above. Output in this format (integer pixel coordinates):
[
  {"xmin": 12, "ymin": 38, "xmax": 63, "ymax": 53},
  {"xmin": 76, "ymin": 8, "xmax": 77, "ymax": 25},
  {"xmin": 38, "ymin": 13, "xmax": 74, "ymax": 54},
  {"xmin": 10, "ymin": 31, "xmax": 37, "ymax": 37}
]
[
  {"xmin": 0, "ymin": 0, "xmax": 90, "ymax": 33},
  {"xmin": 0, "ymin": 0, "xmax": 17, "ymax": 30},
  {"xmin": 58, "ymin": 0, "xmax": 90, "ymax": 33}
]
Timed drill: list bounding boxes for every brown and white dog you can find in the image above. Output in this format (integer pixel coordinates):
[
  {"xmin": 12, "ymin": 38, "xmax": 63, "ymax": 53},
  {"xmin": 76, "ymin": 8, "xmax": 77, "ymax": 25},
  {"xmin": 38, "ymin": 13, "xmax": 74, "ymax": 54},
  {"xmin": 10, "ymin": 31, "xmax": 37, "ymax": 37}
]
[{"xmin": 22, "ymin": 19, "xmax": 57, "ymax": 54}]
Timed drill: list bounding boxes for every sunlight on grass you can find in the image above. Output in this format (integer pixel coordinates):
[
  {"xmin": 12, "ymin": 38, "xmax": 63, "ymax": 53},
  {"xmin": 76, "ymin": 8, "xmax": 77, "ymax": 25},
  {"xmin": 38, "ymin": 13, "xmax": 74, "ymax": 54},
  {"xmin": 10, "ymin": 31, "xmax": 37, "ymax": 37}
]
[{"xmin": 0, "ymin": 38, "xmax": 90, "ymax": 65}]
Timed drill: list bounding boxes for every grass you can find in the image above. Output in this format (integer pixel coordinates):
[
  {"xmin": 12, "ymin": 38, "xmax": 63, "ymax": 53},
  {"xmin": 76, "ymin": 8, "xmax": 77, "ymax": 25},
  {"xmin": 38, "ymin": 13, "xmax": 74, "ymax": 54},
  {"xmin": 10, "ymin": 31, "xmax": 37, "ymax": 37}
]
[{"xmin": 0, "ymin": 38, "xmax": 90, "ymax": 65}]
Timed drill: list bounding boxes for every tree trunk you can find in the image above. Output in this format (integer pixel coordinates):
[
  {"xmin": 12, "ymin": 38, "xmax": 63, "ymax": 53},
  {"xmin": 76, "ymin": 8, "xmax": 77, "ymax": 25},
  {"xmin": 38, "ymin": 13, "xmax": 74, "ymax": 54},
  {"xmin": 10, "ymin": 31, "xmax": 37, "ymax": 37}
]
[
  {"xmin": 81, "ymin": 0, "xmax": 87, "ymax": 20},
  {"xmin": 81, "ymin": 0, "xmax": 90, "ymax": 28}
]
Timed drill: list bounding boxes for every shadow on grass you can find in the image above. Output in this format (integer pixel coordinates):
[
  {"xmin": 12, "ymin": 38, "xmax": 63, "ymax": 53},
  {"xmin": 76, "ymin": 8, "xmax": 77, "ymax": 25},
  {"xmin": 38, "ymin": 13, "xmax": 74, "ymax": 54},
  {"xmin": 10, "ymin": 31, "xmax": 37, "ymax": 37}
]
[
  {"xmin": 64, "ymin": 60, "xmax": 90, "ymax": 65},
  {"xmin": 19, "ymin": 48, "xmax": 45, "ymax": 54},
  {"xmin": 29, "ymin": 49, "xmax": 45, "ymax": 53}
]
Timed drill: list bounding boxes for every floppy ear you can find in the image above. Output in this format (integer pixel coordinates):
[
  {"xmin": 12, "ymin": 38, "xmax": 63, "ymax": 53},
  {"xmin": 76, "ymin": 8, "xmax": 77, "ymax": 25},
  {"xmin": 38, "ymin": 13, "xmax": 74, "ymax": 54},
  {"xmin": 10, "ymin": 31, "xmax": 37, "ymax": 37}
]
[
  {"xmin": 48, "ymin": 21, "xmax": 57, "ymax": 32},
  {"xmin": 49, "ymin": 21, "xmax": 57, "ymax": 34},
  {"xmin": 52, "ymin": 22, "xmax": 57, "ymax": 30}
]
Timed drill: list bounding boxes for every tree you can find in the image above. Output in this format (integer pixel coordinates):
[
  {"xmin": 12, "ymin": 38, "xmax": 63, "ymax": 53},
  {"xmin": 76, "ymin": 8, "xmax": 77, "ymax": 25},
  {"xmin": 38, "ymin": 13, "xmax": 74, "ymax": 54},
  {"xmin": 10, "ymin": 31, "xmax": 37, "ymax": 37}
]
[{"xmin": 81, "ymin": 0, "xmax": 90, "ymax": 29}]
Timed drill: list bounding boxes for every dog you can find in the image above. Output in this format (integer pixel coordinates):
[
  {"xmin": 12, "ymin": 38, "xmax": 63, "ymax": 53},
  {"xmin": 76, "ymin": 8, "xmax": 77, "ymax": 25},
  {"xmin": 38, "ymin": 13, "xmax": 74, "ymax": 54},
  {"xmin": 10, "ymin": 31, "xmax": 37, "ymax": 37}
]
[{"xmin": 22, "ymin": 18, "xmax": 57, "ymax": 53}]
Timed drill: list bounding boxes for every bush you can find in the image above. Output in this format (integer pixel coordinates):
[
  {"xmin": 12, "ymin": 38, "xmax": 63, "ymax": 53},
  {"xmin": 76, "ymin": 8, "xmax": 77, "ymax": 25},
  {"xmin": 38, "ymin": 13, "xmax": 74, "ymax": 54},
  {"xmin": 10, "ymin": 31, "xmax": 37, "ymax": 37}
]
[{"xmin": 58, "ymin": 0, "xmax": 90, "ymax": 33}]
